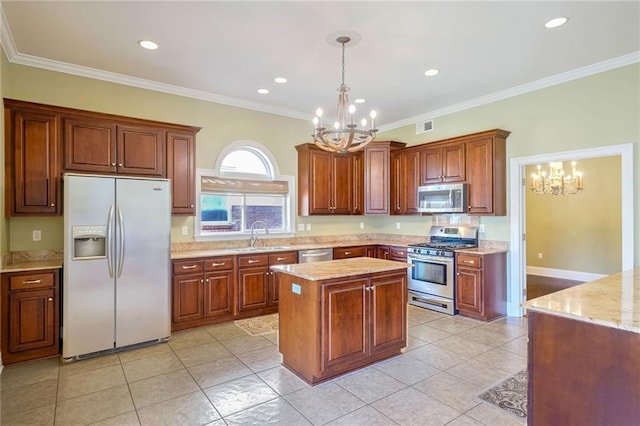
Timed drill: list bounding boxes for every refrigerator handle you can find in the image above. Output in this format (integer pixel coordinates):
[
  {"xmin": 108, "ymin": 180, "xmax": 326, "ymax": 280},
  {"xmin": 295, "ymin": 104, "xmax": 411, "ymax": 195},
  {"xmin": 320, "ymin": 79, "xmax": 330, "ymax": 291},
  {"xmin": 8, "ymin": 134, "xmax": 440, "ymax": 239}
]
[
  {"xmin": 107, "ymin": 204, "xmax": 115, "ymax": 278},
  {"xmin": 117, "ymin": 205, "xmax": 125, "ymax": 278}
]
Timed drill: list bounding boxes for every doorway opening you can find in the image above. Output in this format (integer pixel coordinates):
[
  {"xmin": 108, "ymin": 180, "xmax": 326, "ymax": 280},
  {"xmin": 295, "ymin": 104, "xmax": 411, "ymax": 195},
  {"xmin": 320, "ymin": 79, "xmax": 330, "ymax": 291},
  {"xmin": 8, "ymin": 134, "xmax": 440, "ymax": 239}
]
[{"xmin": 508, "ymin": 143, "xmax": 634, "ymax": 316}]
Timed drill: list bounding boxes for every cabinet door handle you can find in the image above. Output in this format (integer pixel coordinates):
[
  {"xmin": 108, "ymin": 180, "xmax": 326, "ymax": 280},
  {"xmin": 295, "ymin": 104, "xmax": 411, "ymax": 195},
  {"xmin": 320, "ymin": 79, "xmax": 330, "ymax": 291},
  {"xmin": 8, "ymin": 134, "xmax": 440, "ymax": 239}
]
[
  {"xmin": 247, "ymin": 259, "xmax": 260, "ymax": 264},
  {"xmin": 181, "ymin": 265, "xmax": 197, "ymax": 270},
  {"xmin": 276, "ymin": 257, "xmax": 287, "ymax": 261},
  {"xmin": 111, "ymin": 162, "xmax": 116, "ymax": 166},
  {"xmin": 463, "ymin": 260, "xmax": 475, "ymax": 264},
  {"xmin": 48, "ymin": 297, "xmax": 53, "ymax": 302},
  {"xmin": 190, "ymin": 204, "xmax": 194, "ymax": 208},
  {"xmin": 200, "ymin": 279, "xmax": 203, "ymax": 283},
  {"xmin": 210, "ymin": 262, "xmax": 225, "ymax": 267},
  {"xmin": 22, "ymin": 279, "xmax": 43, "ymax": 285},
  {"xmin": 50, "ymin": 203, "xmax": 55, "ymax": 207},
  {"xmin": 118, "ymin": 163, "xmax": 123, "ymax": 167},
  {"xmin": 344, "ymin": 251, "xmax": 351, "ymax": 255}
]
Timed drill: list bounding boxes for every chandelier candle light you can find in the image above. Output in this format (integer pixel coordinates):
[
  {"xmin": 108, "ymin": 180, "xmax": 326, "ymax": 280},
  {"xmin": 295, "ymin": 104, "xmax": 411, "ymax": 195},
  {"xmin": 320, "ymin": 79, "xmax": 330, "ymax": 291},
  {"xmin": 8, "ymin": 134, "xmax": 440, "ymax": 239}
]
[
  {"xmin": 530, "ymin": 161, "xmax": 584, "ymax": 195},
  {"xmin": 312, "ymin": 36, "xmax": 378, "ymax": 153}
]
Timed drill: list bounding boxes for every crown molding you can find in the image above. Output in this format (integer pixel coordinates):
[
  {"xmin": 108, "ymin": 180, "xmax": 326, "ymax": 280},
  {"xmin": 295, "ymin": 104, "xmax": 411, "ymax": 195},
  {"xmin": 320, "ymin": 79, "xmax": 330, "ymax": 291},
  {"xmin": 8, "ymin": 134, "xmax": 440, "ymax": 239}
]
[{"xmin": 379, "ymin": 51, "xmax": 640, "ymax": 132}]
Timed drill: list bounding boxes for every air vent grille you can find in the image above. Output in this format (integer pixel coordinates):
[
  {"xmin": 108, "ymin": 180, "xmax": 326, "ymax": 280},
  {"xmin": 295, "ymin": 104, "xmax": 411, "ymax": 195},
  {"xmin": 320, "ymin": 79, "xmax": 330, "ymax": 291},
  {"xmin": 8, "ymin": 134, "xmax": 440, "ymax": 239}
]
[{"xmin": 416, "ymin": 120, "xmax": 434, "ymax": 134}]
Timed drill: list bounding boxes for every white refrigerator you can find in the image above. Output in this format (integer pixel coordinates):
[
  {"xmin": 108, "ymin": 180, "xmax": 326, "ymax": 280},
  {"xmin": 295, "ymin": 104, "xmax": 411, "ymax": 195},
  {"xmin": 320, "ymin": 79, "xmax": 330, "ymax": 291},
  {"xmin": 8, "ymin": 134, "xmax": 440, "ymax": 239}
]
[{"xmin": 63, "ymin": 173, "xmax": 171, "ymax": 360}]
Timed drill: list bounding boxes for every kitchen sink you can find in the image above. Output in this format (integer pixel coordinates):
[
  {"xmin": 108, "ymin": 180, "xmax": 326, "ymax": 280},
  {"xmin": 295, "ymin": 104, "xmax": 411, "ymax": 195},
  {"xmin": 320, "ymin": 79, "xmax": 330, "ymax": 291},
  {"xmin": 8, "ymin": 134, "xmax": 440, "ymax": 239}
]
[{"xmin": 233, "ymin": 245, "xmax": 292, "ymax": 252}]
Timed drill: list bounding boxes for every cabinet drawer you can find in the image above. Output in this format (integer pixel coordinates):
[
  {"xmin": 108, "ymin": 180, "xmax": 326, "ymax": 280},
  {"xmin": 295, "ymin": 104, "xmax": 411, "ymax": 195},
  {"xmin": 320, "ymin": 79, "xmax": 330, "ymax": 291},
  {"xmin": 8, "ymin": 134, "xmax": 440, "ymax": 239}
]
[
  {"xmin": 269, "ymin": 251, "xmax": 297, "ymax": 265},
  {"xmin": 390, "ymin": 247, "xmax": 407, "ymax": 260},
  {"xmin": 204, "ymin": 256, "xmax": 234, "ymax": 272},
  {"xmin": 173, "ymin": 259, "xmax": 204, "ymax": 275},
  {"xmin": 457, "ymin": 254, "xmax": 482, "ymax": 268},
  {"xmin": 333, "ymin": 246, "xmax": 366, "ymax": 259},
  {"xmin": 238, "ymin": 254, "xmax": 269, "ymax": 268},
  {"xmin": 9, "ymin": 272, "xmax": 55, "ymax": 291}
]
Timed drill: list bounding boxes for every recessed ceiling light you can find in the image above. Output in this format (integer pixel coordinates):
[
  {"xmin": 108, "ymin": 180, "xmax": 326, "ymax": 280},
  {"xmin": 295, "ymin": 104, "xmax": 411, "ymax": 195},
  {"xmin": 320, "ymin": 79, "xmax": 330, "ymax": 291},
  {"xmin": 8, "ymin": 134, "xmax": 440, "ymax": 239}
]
[
  {"xmin": 274, "ymin": 77, "xmax": 287, "ymax": 84},
  {"xmin": 545, "ymin": 17, "xmax": 568, "ymax": 29},
  {"xmin": 354, "ymin": 98, "xmax": 366, "ymax": 104},
  {"xmin": 424, "ymin": 69, "xmax": 439, "ymax": 77},
  {"xmin": 257, "ymin": 89, "xmax": 269, "ymax": 94},
  {"xmin": 138, "ymin": 40, "xmax": 158, "ymax": 50}
]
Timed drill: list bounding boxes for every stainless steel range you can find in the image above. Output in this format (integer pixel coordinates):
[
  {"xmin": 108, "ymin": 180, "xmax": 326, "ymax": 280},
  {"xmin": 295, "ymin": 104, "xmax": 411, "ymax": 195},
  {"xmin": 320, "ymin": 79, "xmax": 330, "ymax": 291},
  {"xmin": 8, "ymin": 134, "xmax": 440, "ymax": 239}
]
[{"xmin": 407, "ymin": 225, "xmax": 478, "ymax": 315}]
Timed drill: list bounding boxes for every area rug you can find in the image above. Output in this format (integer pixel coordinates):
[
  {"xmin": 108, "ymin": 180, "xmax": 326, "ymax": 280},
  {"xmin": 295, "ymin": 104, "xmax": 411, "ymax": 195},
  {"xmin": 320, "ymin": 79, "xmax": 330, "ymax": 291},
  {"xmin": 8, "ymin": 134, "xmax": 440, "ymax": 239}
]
[
  {"xmin": 478, "ymin": 369, "xmax": 528, "ymax": 419},
  {"xmin": 234, "ymin": 313, "xmax": 279, "ymax": 336}
]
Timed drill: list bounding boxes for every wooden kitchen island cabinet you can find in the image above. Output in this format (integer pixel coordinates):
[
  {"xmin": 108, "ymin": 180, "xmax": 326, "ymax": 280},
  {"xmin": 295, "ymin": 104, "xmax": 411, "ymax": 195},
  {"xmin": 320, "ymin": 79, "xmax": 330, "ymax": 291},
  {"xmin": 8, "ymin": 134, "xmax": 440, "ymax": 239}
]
[{"xmin": 272, "ymin": 257, "xmax": 410, "ymax": 385}]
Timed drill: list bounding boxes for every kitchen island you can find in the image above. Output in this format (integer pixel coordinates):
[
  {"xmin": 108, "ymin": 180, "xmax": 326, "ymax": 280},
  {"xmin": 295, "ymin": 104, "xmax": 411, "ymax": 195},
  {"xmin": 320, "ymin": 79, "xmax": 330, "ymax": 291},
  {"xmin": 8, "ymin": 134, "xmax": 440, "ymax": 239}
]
[
  {"xmin": 271, "ymin": 257, "xmax": 411, "ymax": 385},
  {"xmin": 524, "ymin": 268, "xmax": 640, "ymax": 425}
]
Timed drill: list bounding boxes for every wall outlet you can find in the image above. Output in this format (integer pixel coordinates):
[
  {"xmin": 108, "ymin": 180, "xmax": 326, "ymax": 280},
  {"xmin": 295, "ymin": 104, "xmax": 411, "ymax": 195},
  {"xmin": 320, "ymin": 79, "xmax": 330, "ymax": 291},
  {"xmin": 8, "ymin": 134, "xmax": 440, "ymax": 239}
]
[
  {"xmin": 306, "ymin": 224, "xmax": 311, "ymax": 231},
  {"xmin": 479, "ymin": 224, "xmax": 485, "ymax": 233},
  {"xmin": 181, "ymin": 226, "xmax": 188, "ymax": 236},
  {"xmin": 396, "ymin": 222, "xmax": 401, "ymax": 230},
  {"xmin": 359, "ymin": 222, "xmax": 364, "ymax": 229},
  {"xmin": 537, "ymin": 252, "xmax": 543, "ymax": 259},
  {"xmin": 297, "ymin": 223, "xmax": 305, "ymax": 231},
  {"xmin": 33, "ymin": 230, "xmax": 42, "ymax": 241}
]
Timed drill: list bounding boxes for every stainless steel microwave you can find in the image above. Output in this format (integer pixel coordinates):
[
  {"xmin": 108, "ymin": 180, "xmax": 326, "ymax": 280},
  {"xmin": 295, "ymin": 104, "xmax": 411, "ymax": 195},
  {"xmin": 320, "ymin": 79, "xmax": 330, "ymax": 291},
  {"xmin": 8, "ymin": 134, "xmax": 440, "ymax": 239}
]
[{"xmin": 417, "ymin": 183, "xmax": 468, "ymax": 213}]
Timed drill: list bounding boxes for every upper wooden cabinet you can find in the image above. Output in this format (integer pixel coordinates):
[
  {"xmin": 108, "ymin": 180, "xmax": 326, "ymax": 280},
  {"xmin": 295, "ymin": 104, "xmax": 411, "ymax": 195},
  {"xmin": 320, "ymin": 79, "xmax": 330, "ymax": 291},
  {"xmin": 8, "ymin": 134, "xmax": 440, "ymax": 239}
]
[
  {"xmin": 4, "ymin": 108, "xmax": 60, "ymax": 216},
  {"xmin": 390, "ymin": 149, "xmax": 421, "ymax": 215},
  {"xmin": 420, "ymin": 142, "xmax": 465, "ymax": 185},
  {"xmin": 64, "ymin": 118, "xmax": 165, "ymax": 176},
  {"xmin": 465, "ymin": 130, "xmax": 509, "ymax": 215},
  {"xmin": 4, "ymin": 99, "xmax": 200, "ymax": 216},
  {"xmin": 364, "ymin": 141, "xmax": 406, "ymax": 215},
  {"xmin": 296, "ymin": 144, "xmax": 362, "ymax": 216},
  {"xmin": 167, "ymin": 132, "xmax": 196, "ymax": 215}
]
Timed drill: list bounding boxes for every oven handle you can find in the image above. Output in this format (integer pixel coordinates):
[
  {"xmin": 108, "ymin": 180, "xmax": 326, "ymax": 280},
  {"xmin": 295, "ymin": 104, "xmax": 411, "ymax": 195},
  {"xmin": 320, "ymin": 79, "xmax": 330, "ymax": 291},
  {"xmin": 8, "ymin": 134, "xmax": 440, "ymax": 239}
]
[{"xmin": 408, "ymin": 254, "xmax": 454, "ymax": 264}]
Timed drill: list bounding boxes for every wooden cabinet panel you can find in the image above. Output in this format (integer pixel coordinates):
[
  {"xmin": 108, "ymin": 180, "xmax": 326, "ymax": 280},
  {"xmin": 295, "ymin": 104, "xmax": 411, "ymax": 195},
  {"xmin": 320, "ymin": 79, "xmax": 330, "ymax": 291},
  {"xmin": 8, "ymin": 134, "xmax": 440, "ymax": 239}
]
[
  {"xmin": 389, "ymin": 247, "xmax": 407, "ymax": 261},
  {"xmin": 420, "ymin": 143, "xmax": 465, "ymax": 185},
  {"xmin": 351, "ymin": 153, "xmax": 364, "ymax": 215},
  {"xmin": 63, "ymin": 117, "xmax": 117, "ymax": 173},
  {"xmin": 1, "ymin": 269, "xmax": 60, "ymax": 364},
  {"xmin": 391, "ymin": 150, "xmax": 420, "ymax": 215},
  {"xmin": 464, "ymin": 130, "xmax": 509, "ymax": 216},
  {"xmin": 456, "ymin": 267, "xmax": 483, "ymax": 315},
  {"xmin": 8, "ymin": 288, "xmax": 55, "ymax": 353},
  {"xmin": 322, "ymin": 279, "xmax": 369, "ymax": 370},
  {"xmin": 117, "ymin": 125, "xmax": 165, "ymax": 176},
  {"xmin": 238, "ymin": 267, "xmax": 269, "ymax": 312},
  {"xmin": 333, "ymin": 246, "xmax": 367, "ymax": 259},
  {"xmin": 172, "ymin": 273, "xmax": 204, "ymax": 322},
  {"xmin": 369, "ymin": 273, "xmax": 407, "ymax": 355},
  {"xmin": 268, "ymin": 252, "xmax": 297, "ymax": 306},
  {"xmin": 308, "ymin": 149, "xmax": 332, "ymax": 214},
  {"xmin": 167, "ymin": 131, "xmax": 196, "ymax": 215},
  {"xmin": 364, "ymin": 144, "xmax": 389, "ymax": 214},
  {"xmin": 204, "ymin": 271, "xmax": 234, "ymax": 318},
  {"xmin": 331, "ymin": 154, "xmax": 354, "ymax": 214},
  {"xmin": 6, "ymin": 109, "xmax": 59, "ymax": 215}
]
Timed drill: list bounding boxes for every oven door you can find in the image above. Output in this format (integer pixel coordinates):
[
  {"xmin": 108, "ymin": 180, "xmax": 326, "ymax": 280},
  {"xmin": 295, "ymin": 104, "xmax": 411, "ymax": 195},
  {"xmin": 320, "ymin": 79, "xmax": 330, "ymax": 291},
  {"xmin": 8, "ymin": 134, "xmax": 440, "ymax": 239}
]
[{"xmin": 407, "ymin": 254, "xmax": 454, "ymax": 299}]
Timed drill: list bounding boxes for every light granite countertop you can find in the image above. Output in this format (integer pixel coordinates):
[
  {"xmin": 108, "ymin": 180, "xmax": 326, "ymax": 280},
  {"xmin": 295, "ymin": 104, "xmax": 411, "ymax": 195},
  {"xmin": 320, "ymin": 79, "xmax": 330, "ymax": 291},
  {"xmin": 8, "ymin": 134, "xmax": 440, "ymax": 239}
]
[
  {"xmin": 271, "ymin": 257, "xmax": 412, "ymax": 281},
  {"xmin": 454, "ymin": 247, "xmax": 507, "ymax": 255},
  {"xmin": 1, "ymin": 259, "xmax": 63, "ymax": 273},
  {"xmin": 525, "ymin": 268, "xmax": 640, "ymax": 334}
]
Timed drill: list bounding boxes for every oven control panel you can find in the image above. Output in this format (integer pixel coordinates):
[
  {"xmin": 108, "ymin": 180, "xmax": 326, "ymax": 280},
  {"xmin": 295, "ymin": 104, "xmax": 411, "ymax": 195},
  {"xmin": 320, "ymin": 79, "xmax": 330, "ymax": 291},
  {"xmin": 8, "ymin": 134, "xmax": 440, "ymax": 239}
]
[{"xmin": 407, "ymin": 247, "xmax": 455, "ymax": 257}]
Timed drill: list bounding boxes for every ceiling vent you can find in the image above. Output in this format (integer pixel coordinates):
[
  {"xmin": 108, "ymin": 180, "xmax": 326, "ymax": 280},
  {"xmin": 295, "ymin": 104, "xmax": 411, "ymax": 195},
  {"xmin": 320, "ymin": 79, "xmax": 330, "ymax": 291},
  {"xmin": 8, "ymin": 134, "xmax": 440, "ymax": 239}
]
[{"xmin": 416, "ymin": 119, "xmax": 434, "ymax": 134}]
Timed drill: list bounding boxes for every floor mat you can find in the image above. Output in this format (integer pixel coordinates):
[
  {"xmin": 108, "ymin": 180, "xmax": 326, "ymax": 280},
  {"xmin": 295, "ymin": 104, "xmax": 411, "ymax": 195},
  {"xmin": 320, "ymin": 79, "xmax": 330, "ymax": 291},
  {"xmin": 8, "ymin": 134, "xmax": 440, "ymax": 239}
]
[
  {"xmin": 478, "ymin": 369, "xmax": 528, "ymax": 419},
  {"xmin": 234, "ymin": 313, "xmax": 279, "ymax": 336}
]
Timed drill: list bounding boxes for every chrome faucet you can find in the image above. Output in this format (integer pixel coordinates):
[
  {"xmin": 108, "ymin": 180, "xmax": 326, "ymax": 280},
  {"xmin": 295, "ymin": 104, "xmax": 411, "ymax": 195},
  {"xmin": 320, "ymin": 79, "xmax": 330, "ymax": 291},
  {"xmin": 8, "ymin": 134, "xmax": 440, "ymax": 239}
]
[{"xmin": 249, "ymin": 220, "xmax": 269, "ymax": 247}]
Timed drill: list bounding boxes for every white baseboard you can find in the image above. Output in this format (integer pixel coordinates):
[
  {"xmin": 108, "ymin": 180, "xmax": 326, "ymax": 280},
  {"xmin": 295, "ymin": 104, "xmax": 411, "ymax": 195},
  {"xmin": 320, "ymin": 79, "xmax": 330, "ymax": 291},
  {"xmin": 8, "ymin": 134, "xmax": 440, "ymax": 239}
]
[{"xmin": 526, "ymin": 266, "xmax": 606, "ymax": 283}]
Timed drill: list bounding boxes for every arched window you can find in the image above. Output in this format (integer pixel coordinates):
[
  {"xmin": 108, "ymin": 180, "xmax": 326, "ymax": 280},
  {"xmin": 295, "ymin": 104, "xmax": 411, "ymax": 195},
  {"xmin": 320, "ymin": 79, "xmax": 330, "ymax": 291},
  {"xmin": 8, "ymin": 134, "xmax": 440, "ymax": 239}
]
[{"xmin": 196, "ymin": 141, "xmax": 293, "ymax": 240}]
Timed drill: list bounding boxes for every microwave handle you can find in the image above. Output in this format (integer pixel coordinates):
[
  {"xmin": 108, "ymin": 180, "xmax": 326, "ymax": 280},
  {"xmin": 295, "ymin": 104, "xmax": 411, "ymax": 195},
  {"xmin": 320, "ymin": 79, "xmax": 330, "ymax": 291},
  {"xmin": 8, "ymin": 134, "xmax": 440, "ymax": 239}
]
[{"xmin": 449, "ymin": 190, "xmax": 452, "ymax": 207}]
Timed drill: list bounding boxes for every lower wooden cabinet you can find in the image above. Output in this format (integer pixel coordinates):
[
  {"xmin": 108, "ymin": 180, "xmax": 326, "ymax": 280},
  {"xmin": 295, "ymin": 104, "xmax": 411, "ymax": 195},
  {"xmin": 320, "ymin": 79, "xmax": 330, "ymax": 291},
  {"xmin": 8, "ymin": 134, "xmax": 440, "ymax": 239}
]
[
  {"xmin": 172, "ymin": 256, "xmax": 235, "ymax": 331},
  {"xmin": 279, "ymin": 270, "xmax": 407, "ymax": 384},
  {"xmin": 333, "ymin": 246, "xmax": 367, "ymax": 259},
  {"xmin": 238, "ymin": 252, "xmax": 296, "ymax": 313},
  {"xmin": 455, "ymin": 251, "xmax": 506, "ymax": 321},
  {"xmin": 377, "ymin": 245, "xmax": 407, "ymax": 261},
  {"xmin": 1, "ymin": 269, "xmax": 60, "ymax": 364}
]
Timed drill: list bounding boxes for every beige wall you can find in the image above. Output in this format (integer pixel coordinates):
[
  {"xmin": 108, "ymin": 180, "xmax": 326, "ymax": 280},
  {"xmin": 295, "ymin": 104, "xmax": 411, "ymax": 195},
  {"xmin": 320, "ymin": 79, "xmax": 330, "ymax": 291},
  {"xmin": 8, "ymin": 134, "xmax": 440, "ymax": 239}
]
[
  {"xmin": 2, "ymin": 55, "xmax": 639, "ymax": 270},
  {"xmin": 525, "ymin": 156, "xmax": 622, "ymax": 274},
  {"xmin": 0, "ymin": 50, "xmax": 5, "ymax": 255}
]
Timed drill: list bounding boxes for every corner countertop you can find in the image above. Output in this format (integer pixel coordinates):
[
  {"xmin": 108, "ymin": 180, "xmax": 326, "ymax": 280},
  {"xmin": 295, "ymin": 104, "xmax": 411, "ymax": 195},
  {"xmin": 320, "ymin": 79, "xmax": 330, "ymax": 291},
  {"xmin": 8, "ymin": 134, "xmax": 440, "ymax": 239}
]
[
  {"xmin": 271, "ymin": 257, "xmax": 412, "ymax": 281},
  {"xmin": 525, "ymin": 268, "xmax": 640, "ymax": 334},
  {"xmin": 1, "ymin": 259, "xmax": 63, "ymax": 273},
  {"xmin": 454, "ymin": 247, "xmax": 507, "ymax": 255}
]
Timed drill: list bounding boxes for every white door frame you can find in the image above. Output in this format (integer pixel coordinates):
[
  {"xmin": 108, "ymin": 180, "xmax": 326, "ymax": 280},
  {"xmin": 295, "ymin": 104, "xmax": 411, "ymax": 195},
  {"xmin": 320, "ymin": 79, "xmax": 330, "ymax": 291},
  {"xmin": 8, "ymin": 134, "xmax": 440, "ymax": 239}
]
[{"xmin": 508, "ymin": 143, "xmax": 634, "ymax": 316}]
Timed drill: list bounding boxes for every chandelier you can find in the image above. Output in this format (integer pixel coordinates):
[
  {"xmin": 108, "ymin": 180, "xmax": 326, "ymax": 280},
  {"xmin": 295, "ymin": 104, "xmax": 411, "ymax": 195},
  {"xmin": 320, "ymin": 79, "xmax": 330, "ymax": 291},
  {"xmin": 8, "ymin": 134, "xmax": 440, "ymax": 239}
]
[
  {"xmin": 312, "ymin": 36, "xmax": 378, "ymax": 153},
  {"xmin": 530, "ymin": 161, "xmax": 584, "ymax": 195}
]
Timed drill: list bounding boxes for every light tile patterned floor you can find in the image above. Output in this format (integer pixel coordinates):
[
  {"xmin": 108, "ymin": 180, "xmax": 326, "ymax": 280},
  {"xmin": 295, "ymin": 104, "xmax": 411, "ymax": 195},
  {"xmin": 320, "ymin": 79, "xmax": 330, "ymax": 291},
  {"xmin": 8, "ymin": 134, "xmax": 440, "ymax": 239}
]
[{"xmin": 0, "ymin": 306, "xmax": 528, "ymax": 425}]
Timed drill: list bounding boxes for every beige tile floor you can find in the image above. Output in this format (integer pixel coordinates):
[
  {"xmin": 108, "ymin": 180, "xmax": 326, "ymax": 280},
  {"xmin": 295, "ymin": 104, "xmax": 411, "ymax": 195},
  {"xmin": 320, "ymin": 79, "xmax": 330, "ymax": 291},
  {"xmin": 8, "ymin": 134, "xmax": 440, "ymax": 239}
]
[{"xmin": 1, "ymin": 306, "xmax": 528, "ymax": 425}]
